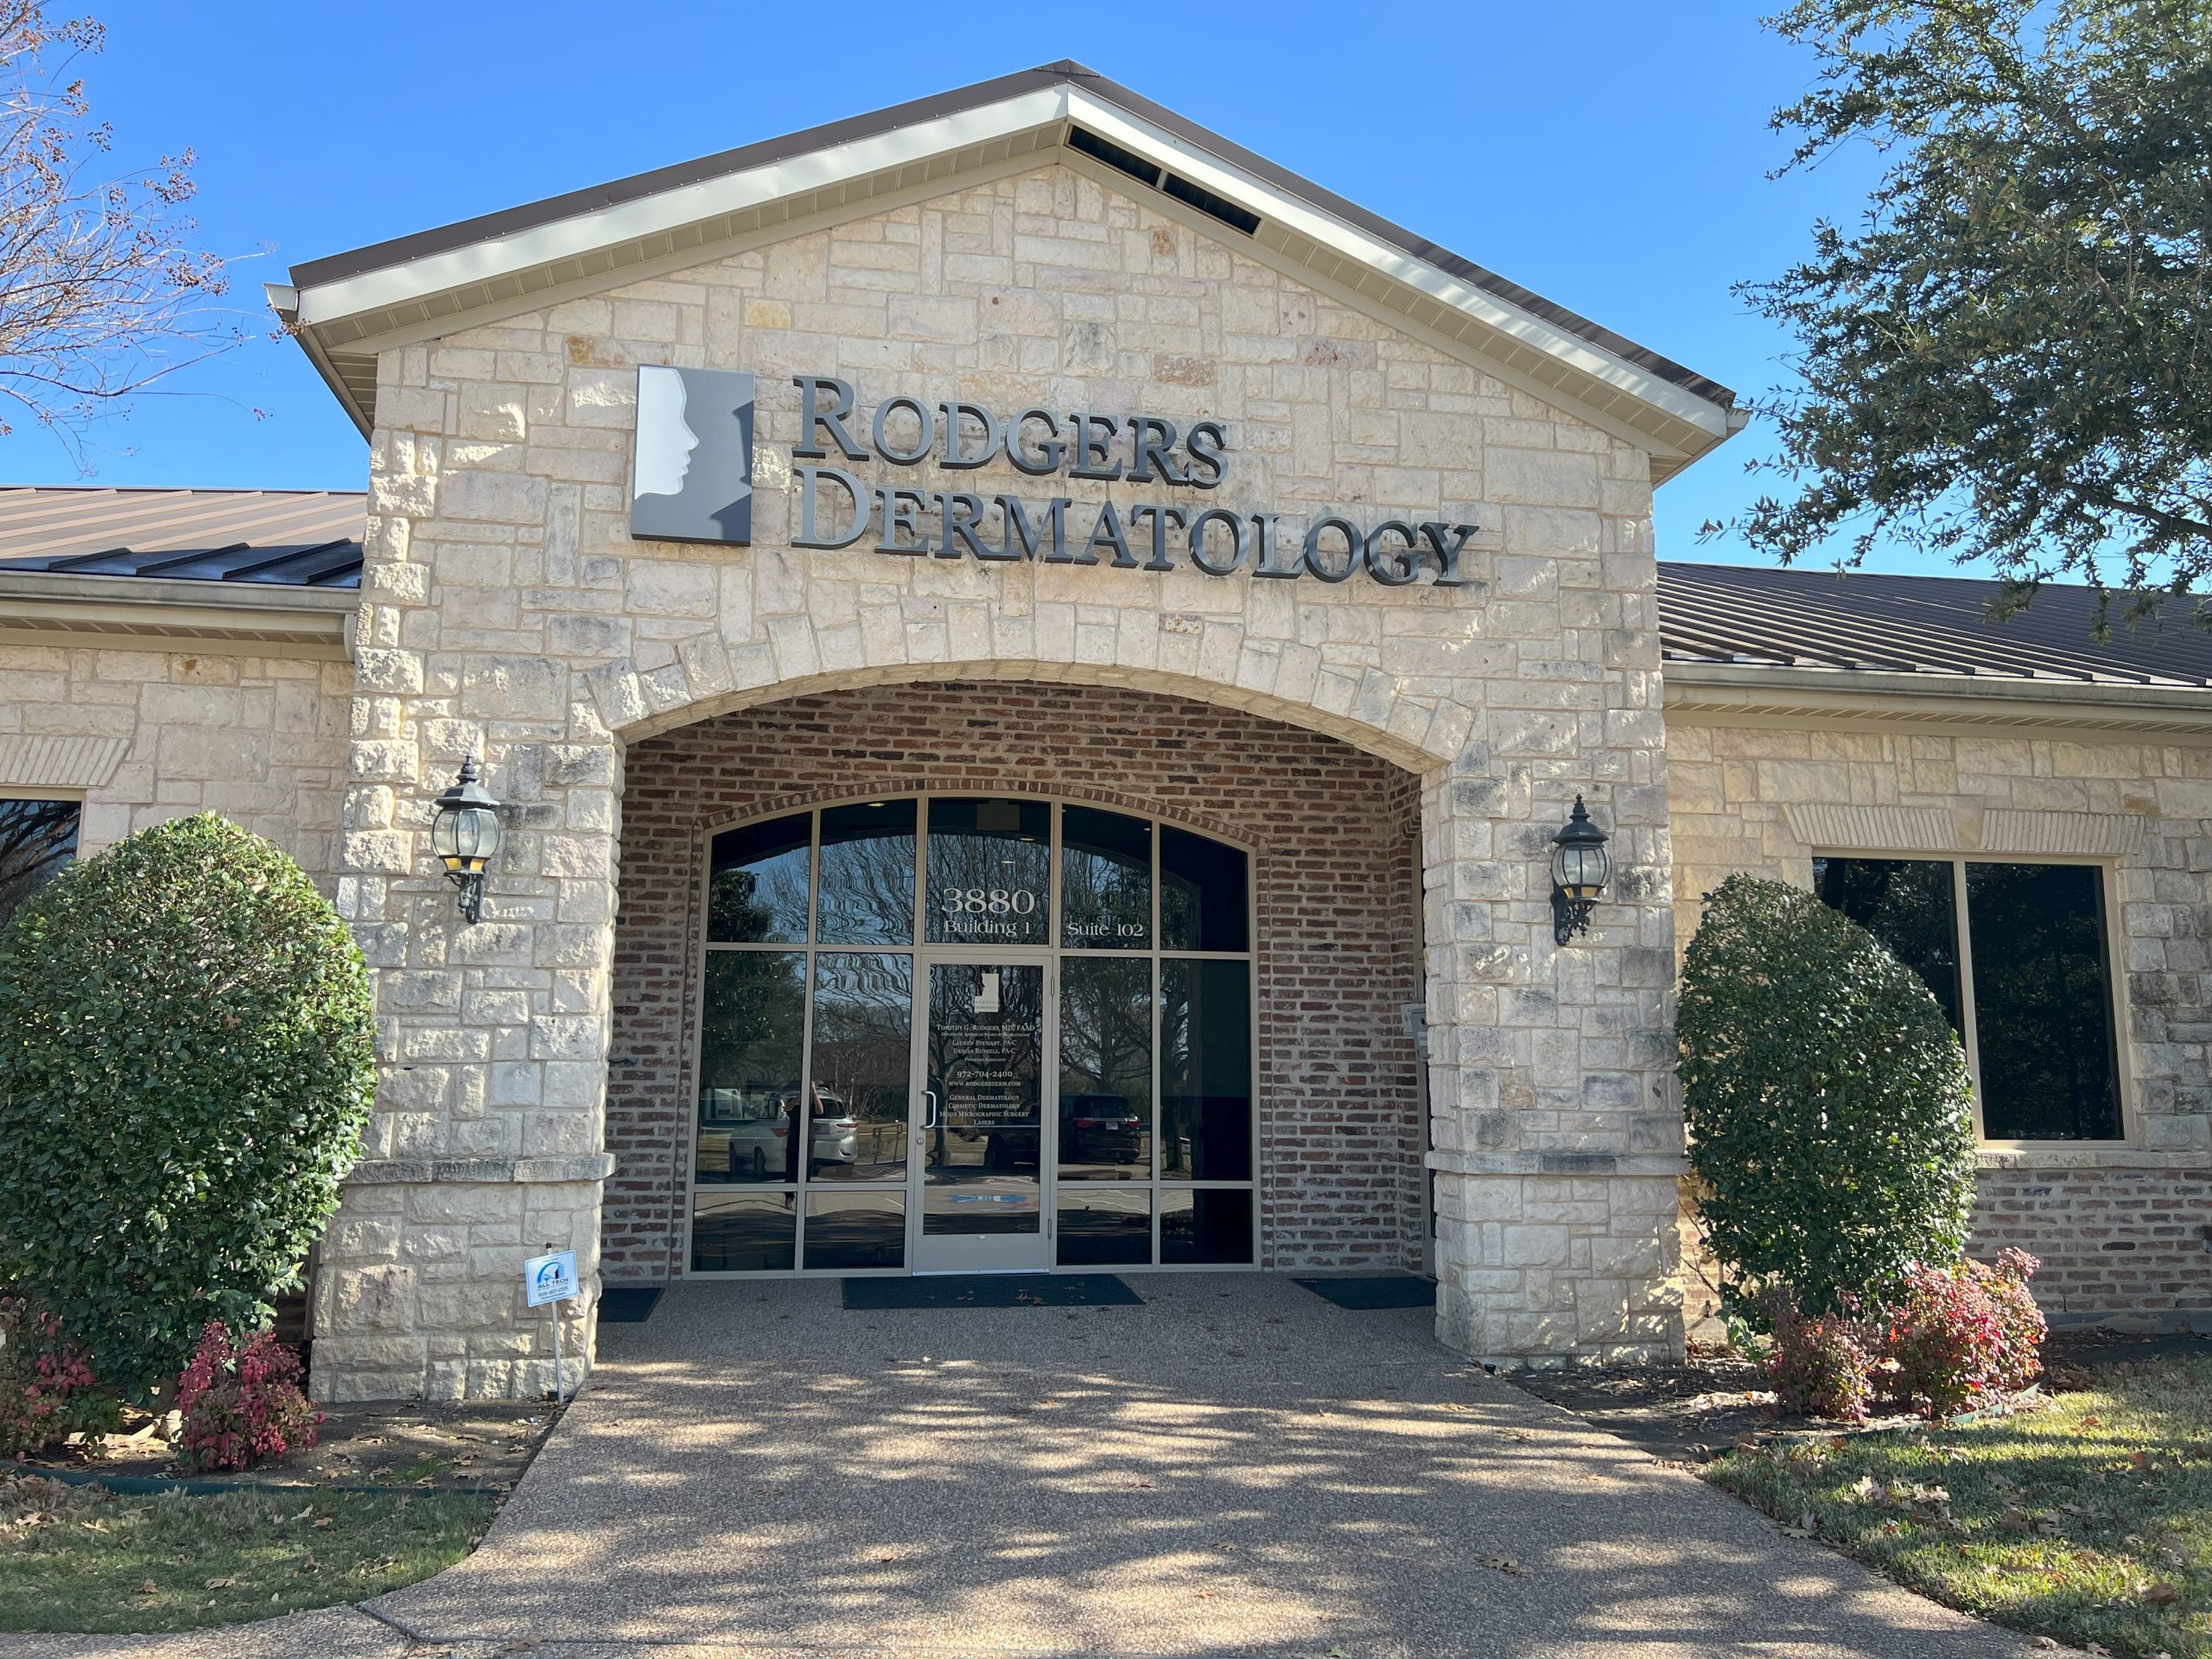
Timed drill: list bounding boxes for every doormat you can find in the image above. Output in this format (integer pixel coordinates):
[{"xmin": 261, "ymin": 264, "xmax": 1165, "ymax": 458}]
[
  {"xmin": 599, "ymin": 1287, "xmax": 664, "ymax": 1323},
  {"xmin": 1293, "ymin": 1275, "xmax": 1437, "ymax": 1310},
  {"xmin": 842, "ymin": 1274, "xmax": 1143, "ymax": 1310}
]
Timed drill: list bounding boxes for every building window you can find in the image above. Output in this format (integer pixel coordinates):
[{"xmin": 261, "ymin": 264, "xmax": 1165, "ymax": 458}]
[
  {"xmin": 690, "ymin": 796, "xmax": 1258, "ymax": 1274},
  {"xmin": 1812, "ymin": 855, "xmax": 2124, "ymax": 1143},
  {"xmin": 0, "ymin": 798, "xmax": 79, "ymax": 930}
]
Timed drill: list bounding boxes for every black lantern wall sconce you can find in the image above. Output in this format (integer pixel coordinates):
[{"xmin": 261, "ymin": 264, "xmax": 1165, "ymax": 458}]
[
  {"xmin": 1549, "ymin": 795, "xmax": 1611, "ymax": 944},
  {"xmin": 430, "ymin": 757, "xmax": 503, "ymax": 925}
]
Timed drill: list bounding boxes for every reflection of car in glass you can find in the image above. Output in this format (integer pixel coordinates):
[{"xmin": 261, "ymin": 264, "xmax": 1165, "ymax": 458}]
[
  {"xmin": 794, "ymin": 1086, "xmax": 859, "ymax": 1167},
  {"xmin": 1060, "ymin": 1092, "xmax": 1143, "ymax": 1163},
  {"xmin": 696, "ymin": 1090, "xmax": 788, "ymax": 1177},
  {"xmin": 698, "ymin": 1084, "xmax": 855, "ymax": 1177}
]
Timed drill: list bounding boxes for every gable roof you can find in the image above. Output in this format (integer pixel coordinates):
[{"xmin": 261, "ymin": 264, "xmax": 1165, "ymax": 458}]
[{"xmin": 269, "ymin": 61, "xmax": 1742, "ymax": 480}]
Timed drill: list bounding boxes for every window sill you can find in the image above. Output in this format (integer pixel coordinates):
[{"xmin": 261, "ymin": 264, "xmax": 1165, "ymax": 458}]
[{"xmin": 1976, "ymin": 1145, "xmax": 2203, "ymax": 1172}]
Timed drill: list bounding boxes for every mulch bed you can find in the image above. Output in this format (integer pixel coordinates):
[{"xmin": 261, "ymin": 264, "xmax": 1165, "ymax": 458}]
[
  {"xmin": 1513, "ymin": 1330, "xmax": 2212, "ymax": 1464},
  {"xmin": 13, "ymin": 1399, "xmax": 560, "ymax": 1492}
]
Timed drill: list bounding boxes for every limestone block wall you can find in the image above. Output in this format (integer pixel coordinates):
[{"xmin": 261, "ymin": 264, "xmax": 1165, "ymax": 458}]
[
  {"xmin": 0, "ymin": 639, "xmax": 348, "ymax": 882},
  {"xmin": 319, "ymin": 158, "xmax": 1681, "ymax": 1399},
  {"xmin": 603, "ymin": 680, "xmax": 1425, "ymax": 1281},
  {"xmin": 1667, "ymin": 717, "xmax": 2212, "ymax": 1328}
]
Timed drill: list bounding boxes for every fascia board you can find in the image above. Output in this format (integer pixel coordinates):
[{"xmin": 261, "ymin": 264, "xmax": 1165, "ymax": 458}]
[
  {"xmin": 1662, "ymin": 658, "xmax": 2212, "ymax": 734},
  {"xmin": 0, "ymin": 569, "xmax": 359, "ymax": 618},
  {"xmin": 1064, "ymin": 89, "xmax": 1733, "ymax": 442},
  {"xmin": 290, "ymin": 86, "xmax": 1071, "ymax": 327}
]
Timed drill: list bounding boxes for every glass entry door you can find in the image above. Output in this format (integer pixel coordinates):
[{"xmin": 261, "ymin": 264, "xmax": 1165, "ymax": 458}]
[{"xmin": 912, "ymin": 960, "xmax": 1051, "ymax": 1272}]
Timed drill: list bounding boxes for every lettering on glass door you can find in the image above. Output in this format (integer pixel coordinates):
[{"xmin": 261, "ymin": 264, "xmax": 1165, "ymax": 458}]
[{"xmin": 923, "ymin": 962, "xmax": 1044, "ymax": 1244}]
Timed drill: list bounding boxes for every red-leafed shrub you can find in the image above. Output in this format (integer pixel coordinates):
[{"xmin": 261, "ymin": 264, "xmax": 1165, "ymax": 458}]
[
  {"xmin": 1764, "ymin": 1294, "xmax": 1878, "ymax": 1422},
  {"xmin": 0, "ymin": 1294, "xmax": 120, "ymax": 1456},
  {"xmin": 1881, "ymin": 1249, "xmax": 2046, "ymax": 1419},
  {"xmin": 171, "ymin": 1321, "xmax": 320, "ymax": 1473}
]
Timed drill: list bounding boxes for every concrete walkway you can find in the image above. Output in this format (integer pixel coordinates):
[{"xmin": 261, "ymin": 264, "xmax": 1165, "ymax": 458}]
[{"xmin": 7, "ymin": 1274, "xmax": 2042, "ymax": 1658}]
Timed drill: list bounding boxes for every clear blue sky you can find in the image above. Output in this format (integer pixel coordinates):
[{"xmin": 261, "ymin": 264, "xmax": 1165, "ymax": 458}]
[{"xmin": 5, "ymin": 0, "xmax": 1931, "ymax": 573}]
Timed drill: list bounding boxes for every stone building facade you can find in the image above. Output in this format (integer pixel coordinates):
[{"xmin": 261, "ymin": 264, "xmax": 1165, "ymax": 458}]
[
  {"xmin": 302, "ymin": 146, "xmax": 1688, "ymax": 1399},
  {"xmin": 0, "ymin": 64, "xmax": 2200, "ymax": 1405},
  {"xmin": 1665, "ymin": 688, "xmax": 2212, "ymax": 1327}
]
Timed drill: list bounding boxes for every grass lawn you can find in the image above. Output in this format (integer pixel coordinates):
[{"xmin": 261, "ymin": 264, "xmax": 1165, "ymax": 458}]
[
  {"xmin": 1707, "ymin": 1354, "xmax": 2212, "ymax": 1659},
  {"xmin": 0, "ymin": 1472, "xmax": 493, "ymax": 1633}
]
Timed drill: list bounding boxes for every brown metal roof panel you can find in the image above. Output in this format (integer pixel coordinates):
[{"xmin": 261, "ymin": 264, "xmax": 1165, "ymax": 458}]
[
  {"xmin": 0, "ymin": 488, "xmax": 365, "ymax": 562},
  {"xmin": 1656, "ymin": 563, "xmax": 2212, "ymax": 688},
  {"xmin": 0, "ymin": 490, "xmax": 365, "ymax": 588}
]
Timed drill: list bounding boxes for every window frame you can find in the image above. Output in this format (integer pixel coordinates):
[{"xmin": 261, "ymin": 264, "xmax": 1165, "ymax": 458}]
[
  {"xmin": 682, "ymin": 791, "xmax": 1263, "ymax": 1276},
  {"xmin": 0, "ymin": 789, "xmax": 85, "ymax": 924},
  {"xmin": 1809, "ymin": 848, "xmax": 2133, "ymax": 1149}
]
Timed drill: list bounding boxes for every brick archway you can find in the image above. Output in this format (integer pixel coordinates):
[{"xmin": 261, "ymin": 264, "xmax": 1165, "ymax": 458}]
[
  {"xmin": 587, "ymin": 651, "xmax": 1467, "ymax": 778},
  {"xmin": 602, "ymin": 677, "xmax": 1429, "ymax": 1286}
]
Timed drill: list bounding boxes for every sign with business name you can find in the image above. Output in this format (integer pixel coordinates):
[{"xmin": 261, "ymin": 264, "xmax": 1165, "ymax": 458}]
[
  {"xmin": 524, "ymin": 1249, "xmax": 578, "ymax": 1308},
  {"xmin": 631, "ymin": 368, "xmax": 1475, "ymax": 588}
]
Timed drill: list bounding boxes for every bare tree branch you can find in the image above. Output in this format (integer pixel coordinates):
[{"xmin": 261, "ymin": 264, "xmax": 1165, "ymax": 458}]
[{"xmin": 0, "ymin": 1, "xmax": 244, "ymax": 467}]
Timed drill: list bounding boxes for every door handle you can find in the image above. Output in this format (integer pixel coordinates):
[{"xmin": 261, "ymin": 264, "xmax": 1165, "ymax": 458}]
[{"xmin": 919, "ymin": 1089, "xmax": 938, "ymax": 1130}]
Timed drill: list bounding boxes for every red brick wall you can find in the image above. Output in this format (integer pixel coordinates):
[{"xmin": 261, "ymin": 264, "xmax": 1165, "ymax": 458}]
[
  {"xmin": 1973, "ymin": 1166, "xmax": 2212, "ymax": 1327},
  {"xmin": 604, "ymin": 680, "xmax": 1426, "ymax": 1282}
]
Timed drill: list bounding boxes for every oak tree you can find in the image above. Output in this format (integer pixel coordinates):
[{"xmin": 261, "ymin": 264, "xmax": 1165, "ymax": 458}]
[{"xmin": 1721, "ymin": 0, "xmax": 2212, "ymax": 612}]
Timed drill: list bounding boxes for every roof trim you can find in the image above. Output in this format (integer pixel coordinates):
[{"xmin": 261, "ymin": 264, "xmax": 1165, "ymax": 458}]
[
  {"xmin": 1662, "ymin": 658, "xmax": 2212, "ymax": 742},
  {"xmin": 0, "ymin": 569, "xmax": 353, "ymax": 659},
  {"xmin": 276, "ymin": 61, "xmax": 1737, "ymax": 467}
]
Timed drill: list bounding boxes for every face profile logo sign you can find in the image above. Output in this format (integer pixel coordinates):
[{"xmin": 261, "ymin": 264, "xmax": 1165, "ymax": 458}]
[{"xmin": 631, "ymin": 365, "xmax": 754, "ymax": 546}]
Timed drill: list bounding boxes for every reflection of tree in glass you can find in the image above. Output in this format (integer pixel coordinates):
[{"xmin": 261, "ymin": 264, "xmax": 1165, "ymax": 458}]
[
  {"xmin": 1160, "ymin": 969, "xmax": 1193, "ymax": 1177},
  {"xmin": 1813, "ymin": 857, "xmax": 1962, "ymax": 1030},
  {"xmin": 1160, "ymin": 874, "xmax": 1198, "ymax": 951},
  {"xmin": 1060, "ymin": 958, "xmax": 1151, "ymax": 1178},
  {"xmin": 817, "ymin": 831, "xmax": 915, "ymax": 944},
  {"xmin": 1061, "ymin": 958, "xmax": 1149, "ymax": 1104},
  {"xmin": 0, "ymin": 801, "xmax": 78, "ymax": 928},
  {"xmin": 1966, "ymin": 863, "xmax": 2121, "ymax": 1141},
  {"xmin": 698, "ymin": 952, "xmax": 804, "ymax": 1109},
  {"xmin": 810, "ymin": 953, "xmax": 912, "ymax": 1152},
  {"xmin": 709, "ymin": 855, "xmax": 808, "ymax": 943},
  {"xmin": 1063, "ymin": 846, "xmax": 1147, "ymax": 948}
]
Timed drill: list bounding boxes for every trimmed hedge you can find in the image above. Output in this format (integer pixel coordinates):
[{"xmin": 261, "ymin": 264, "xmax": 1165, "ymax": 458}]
[
  {"xmin": 0, "ymin": 814, "xmax": 373, "ymax": 1399},
  {"xmin": 1678, "ymin": 872, "xmax": 1977, "ymax": 1319}
]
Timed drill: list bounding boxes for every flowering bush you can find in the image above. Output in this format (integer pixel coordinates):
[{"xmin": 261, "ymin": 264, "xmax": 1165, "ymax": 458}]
[
  {"xmin": 1764, "ymin": 1294, "xmax": 1878, "ymax": 1422},
  {"xmin": 1881, "ymin": 1249, "xmax": 2046, "ymax": 1419},
  {"xmin": 0, "ymin": 1295, "xmax": 120, "ymax": 1456},
  {"xmin": 171, "ymin": 1320, "xmax": 320, "ymax": 1473}
]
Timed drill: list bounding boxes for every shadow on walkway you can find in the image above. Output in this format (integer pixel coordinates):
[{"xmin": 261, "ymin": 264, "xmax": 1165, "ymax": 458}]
[{"xmin": 351, "ymin": 1274, "xmax": 2036, "ymax": 1658}]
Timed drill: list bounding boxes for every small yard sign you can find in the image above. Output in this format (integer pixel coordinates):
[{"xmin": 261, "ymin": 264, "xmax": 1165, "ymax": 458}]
[{"xmin": 524, "ymin": 1249, "xmax": 577, "ymax": 1307}]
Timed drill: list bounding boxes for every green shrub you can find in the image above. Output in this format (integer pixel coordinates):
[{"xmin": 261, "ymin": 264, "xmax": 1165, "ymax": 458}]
[
  {"xmin": 1678, "ymin": 872, "xmax": 1976, "ymax": 1319},
  {"xmin": 0, "ymin": 815, "xmax": 373, "ymax": 1400}
]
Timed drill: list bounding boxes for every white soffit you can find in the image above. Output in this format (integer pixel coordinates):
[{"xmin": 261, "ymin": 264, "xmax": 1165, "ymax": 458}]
[{"xmin": 288, "ymin": 87, "xmax": 1068, "ymax": 334}]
